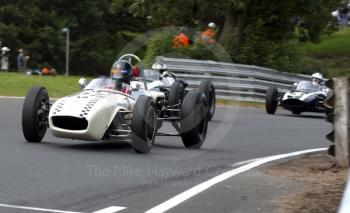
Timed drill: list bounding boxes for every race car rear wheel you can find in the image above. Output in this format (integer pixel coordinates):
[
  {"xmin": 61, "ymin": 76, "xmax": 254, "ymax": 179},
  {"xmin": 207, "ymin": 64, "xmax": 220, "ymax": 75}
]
[
  {"xmin": 131, "ymin": 96, "xmax": 156, "ymax": 154},
  {"xmin": 180, "ymin": 90, "xmax": 208, "ymax": 148},
  {"xmin": 199, "ymin": 80, "xmax": 216, "ymax": 121},
  {"xmin": 22, "ymin": 87, "xmax": 50, "ymax": 142},
  {"xmin": 265, "ymin": 86, "xmax": 278, "ymax": 114},
  {"xmin": 168, "ymin": 81, "xmax": 185, "ymax": 107}
]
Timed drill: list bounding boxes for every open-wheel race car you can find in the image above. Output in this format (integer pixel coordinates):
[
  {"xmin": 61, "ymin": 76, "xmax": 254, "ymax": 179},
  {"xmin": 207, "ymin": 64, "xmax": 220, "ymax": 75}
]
[
  {"xmin": 142, "ymin": 63, "xmax": 216, "ymax": 121},
  {"xmin": 265, "ymin": 80, "xmax": 329, "ymax": 115},
  {"xmin": 22, "ymin": 54, "xmax": 214, "ymax": 153}
]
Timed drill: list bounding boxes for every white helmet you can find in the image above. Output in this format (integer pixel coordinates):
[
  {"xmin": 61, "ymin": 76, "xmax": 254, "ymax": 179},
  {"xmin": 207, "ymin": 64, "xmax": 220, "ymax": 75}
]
[
  {"xmin": 208, "ymin": 22, "xmax": 216, "ymax": 29},
  {"xmin": 1, "ymin": 47, "xmax": 10, "ymax": 52},
  {"xmin": 311, "ymin": 72, "xmax": 323, "ymax": 80},
  {"xmin": 152, "ymin": 63, "xmax": 167, "ymax": 71},
  {"xmin": 311, "ymin": 72, "xmax": 323, "ymax": 85}
]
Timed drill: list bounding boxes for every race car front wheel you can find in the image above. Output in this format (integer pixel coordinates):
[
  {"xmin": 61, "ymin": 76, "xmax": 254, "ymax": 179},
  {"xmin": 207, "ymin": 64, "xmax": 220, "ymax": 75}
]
[
  {"xmin": 22, "ymin": 87, "xmax": 50, "ymax": 142},
  {"xmin": 180, "ymin": 90, "xmax": 208, "ymax": 149},
  {"xmin": 168, "ymin": 81, "xmax": 185, "ymax": 105},
  {"xmin": 265, "ymin": 86, "xmax": 278, "ymax": 114},
  {"xmin": 131, "ymin": 96, "xmax": 156, "ymax": 154},
  {"xmin": 199, "ymin": 80, "xmax": 216, "ymax": 121}
]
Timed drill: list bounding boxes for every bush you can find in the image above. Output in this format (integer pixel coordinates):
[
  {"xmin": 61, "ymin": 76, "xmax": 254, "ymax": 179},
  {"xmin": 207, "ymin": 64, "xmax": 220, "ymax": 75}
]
[{"xmin": 144, "ymin": 31, "xmax": 226, "ymax": 67}]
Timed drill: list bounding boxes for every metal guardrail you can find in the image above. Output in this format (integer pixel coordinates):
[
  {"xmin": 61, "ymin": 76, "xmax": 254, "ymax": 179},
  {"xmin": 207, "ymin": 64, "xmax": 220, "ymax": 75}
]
[{"xmin": 156, "ymin": 56, "xmax": 311, "ymax": 102}]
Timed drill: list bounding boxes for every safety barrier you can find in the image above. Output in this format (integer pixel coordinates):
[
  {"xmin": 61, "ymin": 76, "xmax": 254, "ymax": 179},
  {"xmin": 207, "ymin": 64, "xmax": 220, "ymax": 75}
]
[{"xmin": 156, "ymin": 56, "xmax": 310, "ymax": 102}]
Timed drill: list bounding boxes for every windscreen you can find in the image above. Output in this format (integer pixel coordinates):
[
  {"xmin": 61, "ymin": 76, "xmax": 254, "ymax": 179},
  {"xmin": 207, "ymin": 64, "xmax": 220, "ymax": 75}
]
[
  {"xmin": 144, "ymin": 69, "xmax": 161, "ymax": 82},
  {"xmin": 84, "ymin": 78, "xmax": 117, "ymax": 90},
  {"xmin": 296, "ymin": 81, "xmax": 322, "ymax": 93}
]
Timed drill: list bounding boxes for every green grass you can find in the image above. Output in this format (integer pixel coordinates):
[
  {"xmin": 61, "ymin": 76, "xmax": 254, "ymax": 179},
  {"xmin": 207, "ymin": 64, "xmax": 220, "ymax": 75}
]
[
  {"xmin": 298, "ymin": 28, "xmax": 350, "ymax": 77},
  {"xmin": 216, "ymin": 99, "xmax": 264, "ymax": 108},
  {"xmin": 0, "ymin": 72, "xmax": 85, "ymax": 97},
  {"xmin": 0, "ymin": 72, "xmax": 264, "ymax": 107},
  {"xmin": 300, "ymin": 28, "xmax": 350, "ymax": 56}
]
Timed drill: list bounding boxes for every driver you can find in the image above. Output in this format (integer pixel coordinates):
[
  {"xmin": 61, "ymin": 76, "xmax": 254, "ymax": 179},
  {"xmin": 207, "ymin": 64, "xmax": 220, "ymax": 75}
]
[
  {"xmin": 311, "ymin": 72, "xmax": 324, "ymax": 86},
  {"xmin": 110, "ymin": 60, "xmax": 133, "ymax": 94}
]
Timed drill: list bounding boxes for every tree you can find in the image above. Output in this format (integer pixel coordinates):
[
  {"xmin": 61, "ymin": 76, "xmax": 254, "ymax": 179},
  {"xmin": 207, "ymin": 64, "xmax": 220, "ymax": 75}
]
[
  {"xmin": 0, "ymin": 0, "xmax": 147, "ymax": 75},
  {"xmin": 137, "ymin": 0, "xmax": 342, "ymax": 71}
]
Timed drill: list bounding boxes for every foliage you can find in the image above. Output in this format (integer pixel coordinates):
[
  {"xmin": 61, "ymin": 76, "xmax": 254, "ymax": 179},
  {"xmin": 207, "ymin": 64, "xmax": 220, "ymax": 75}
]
[
  {"xmin": 0, "ymin": 0, "xmax": 344, "ymax": 75},
  {"xmin": 300, "ymin": 28, "xmax": 350, "ymax": 56},
  {"xmin": 298, "ymin": 28, "xmax": 350, "ymax": 77},
  {"xmin": 143, "ymin": 31, "xmax": 222, "ymax": 67},
  {"xmin": 139, "ymin": 0, "xmax": 342, "ymax": 72},
  {"xmin": 0, "ymin": 0, "xmax": 146, "ymax": 75}
]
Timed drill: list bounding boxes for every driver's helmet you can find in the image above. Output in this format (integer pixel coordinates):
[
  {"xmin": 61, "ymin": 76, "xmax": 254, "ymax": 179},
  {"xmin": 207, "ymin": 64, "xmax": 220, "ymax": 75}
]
[
  {"xmin": 311, "ymin": 72, "xmax": 323, "ymax": 85},
  {"xmin": 151, "ymin": 63, "xmax": 167, "ymax": 73},
  {"xmin": 111, "ymin": 60, "xmax": 133, "ymax": 84},
  {"xmin": 208, "ymin": 22, "xmax": 216, "ymax": 29}
]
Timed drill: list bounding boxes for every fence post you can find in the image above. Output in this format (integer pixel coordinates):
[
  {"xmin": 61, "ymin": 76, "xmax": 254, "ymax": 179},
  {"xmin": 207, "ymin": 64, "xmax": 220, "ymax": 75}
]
[{"xmin": 334, "ymin": 77, "xmax": 350, "ymax": 167}]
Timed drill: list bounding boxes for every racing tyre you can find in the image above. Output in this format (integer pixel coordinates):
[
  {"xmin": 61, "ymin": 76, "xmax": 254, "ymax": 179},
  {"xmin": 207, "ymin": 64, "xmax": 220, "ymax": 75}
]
[
  {"xmin": 131, "ymin": 96, "xmax": 156, "ymax": 154},
  {"xmin": 168, "ymin": 81, "xmax": 185, "ymax": 106},
  {"xmin": 180, "ymin": 90, "xmax": 208, "ymax": 148},
  {"xmin": 22, "ymin": 87, "xmax": 50, "ymax": 142},
  {"xmin": 265, "ymin": 86, "xmax": 278, "ymax": 114},
  {"xmin": 199, "ymin": 80, "xmax": 216, "ymax": 121}
]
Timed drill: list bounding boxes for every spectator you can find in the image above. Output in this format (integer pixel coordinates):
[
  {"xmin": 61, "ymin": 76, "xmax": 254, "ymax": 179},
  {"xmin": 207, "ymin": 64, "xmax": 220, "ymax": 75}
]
[
  {"xmin": 17, "ymin": 48, "xmax": 25, "ymax": 71},
  {"xmin": 0, "ymin": 46, "xmax": 10, "ymax": 71},
  {"xmin": 337, "ymin": 6, "xmax": 349, "ymax": 26},
  {"xmin": 172, "ymin": 27, "xmax": 190, "ymax": 48},
  {"xmin": 200, "ymin": 22, "xmax": 217, "ymax": 45}
]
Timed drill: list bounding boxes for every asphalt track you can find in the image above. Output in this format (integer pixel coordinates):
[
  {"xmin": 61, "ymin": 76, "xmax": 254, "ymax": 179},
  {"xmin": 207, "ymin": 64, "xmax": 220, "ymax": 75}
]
[{"xmin": 0, "ymin": 98, "xmax": 329, "ymax": 212}]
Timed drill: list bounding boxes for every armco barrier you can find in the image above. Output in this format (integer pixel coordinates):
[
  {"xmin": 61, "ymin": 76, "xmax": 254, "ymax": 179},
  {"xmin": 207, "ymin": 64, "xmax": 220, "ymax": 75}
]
[{"xmin": 156, "ymin": 56, "xmax": 310, "ymax": 102}]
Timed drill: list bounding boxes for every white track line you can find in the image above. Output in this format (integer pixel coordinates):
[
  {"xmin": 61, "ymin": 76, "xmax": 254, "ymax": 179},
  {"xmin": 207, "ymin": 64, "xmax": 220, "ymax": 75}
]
[
  {"xmin": 145, "ymin": 148, "xmax": 327, "ymax": 213},
  {"xmin": 0, "ymin": 96, "xmax": 24, "ymax": 99},
  {"xmin": 231, "ymin": 157, "xmax": 265, "ymax": 167},
  {"xmin": 0, "ymin": 203, "xmax": 84, "ymax": 213},
  {"xmin": 92, "ymin": 206, "xmax": 126, "ymax": 213}
]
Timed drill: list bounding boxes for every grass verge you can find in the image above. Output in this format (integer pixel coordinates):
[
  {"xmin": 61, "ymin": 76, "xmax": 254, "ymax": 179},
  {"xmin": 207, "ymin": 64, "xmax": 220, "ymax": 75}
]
[
  {"xmin": 0, "ymin": 72, "xmax": 264, "ymax": 107},
  {"xmin": 300, "ymin": 28, "xmax": 350, "ymax": 56},
  {"xmin": 0, "ymin": 72, "xmax": 86, "ymax": 97},
  {"xmin": 216, "ymin": 99, "xmax": 264, "ymax": 108},
  {"xmin": 298, "ymin": 28, "xmax": 350, "ymax": 77}
]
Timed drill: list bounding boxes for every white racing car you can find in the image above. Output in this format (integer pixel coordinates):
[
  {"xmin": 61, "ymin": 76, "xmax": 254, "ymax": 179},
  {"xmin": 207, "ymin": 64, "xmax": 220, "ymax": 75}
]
[
  {"xmin": 265, "ymin": 80, "xmax": 328, "ymax": 115},
  {"xmin": 144, "ymin": 63, "xmax": 216, "ymax": 121},
  {"xmin": 22, "ymin": 54, "xmax": 210, "ymax": 153}
]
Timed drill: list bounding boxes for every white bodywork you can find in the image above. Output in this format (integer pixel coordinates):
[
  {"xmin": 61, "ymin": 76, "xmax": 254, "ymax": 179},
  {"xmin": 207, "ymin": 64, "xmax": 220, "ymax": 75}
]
[
  {"xmin": 280, "ymin": 81, "xmax": 329, "ymax": 113},
  {"xmin": 49, "ymin": 87, "xmax": 164, "ymax": 141},
  {"xmin": 282, "ymin": 81, "xmax": 328, "ymax": 102},
  {"xmin": 282, "ymin": 90, "xmax": 327, "ymax": 102},
  {"xmin": 142, "ymin": 69, "xmax": 176, "ymax": 90}
]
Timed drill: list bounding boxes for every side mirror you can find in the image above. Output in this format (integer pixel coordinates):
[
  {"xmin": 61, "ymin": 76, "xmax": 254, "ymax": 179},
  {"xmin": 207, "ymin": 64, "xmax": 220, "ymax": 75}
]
[{"xmin": 78, "ymin": 78, "xmax": 88, "ymax": 90}]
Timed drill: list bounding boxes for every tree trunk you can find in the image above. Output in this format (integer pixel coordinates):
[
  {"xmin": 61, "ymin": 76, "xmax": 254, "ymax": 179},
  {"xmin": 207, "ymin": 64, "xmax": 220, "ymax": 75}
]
[{"xmin": 218, "ymin": 10, "xmax": 246, "ymax": 55}]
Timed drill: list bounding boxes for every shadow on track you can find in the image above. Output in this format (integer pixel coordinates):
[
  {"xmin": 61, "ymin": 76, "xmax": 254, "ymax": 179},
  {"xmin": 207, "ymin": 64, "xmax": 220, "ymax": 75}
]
[
  {"xmin": 41, "ymin": 141, "xmax": 132, "ymax": 152},
  {"xmin": 274, "ymin": 112, "xmax": 325, "ymax": 119},
  {"xmin": 153, "ymin": 143, "xmax": 185, "ymax": 150}
]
